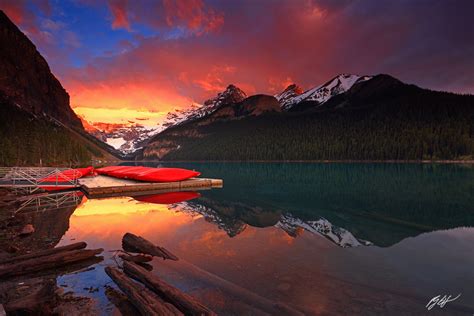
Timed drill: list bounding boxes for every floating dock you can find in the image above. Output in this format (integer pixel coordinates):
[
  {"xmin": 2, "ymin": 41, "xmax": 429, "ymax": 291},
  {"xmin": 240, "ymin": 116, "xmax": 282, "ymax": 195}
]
[
  {"xmin": 79, "ymin": 175, "xmax": 223, "ymax": 198},
  {"xmin": 0, "ymin": 167, "xmax": 223, "ymax": 198}
]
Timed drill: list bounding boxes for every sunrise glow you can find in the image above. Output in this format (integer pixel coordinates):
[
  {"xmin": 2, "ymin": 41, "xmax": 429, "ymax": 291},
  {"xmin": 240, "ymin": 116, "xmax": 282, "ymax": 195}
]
[{"xmin": 2, "ymin": 0, "xmax": 472, "ymax": 126}]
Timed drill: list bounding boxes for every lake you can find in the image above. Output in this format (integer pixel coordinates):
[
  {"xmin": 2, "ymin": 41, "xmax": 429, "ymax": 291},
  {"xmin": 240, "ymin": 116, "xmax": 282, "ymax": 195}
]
[{"xmin": 14, "ymin": 163, "xmax": 474, "ymax": 315}]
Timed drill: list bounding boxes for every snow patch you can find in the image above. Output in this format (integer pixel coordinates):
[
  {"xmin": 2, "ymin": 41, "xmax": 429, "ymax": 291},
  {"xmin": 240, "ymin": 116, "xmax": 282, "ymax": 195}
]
[
  {"xmin": 106, "ymin": 137, "xmax": 127, "ymax": 149},
  {"xmin": 280, "ymin": 74, "xmax": 372, "ymax": 110}
]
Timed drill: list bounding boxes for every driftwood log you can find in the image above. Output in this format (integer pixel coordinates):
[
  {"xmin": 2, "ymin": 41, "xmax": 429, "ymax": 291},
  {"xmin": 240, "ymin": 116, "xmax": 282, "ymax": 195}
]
[
  {"xmin": 105, "ymin": 266, "xmax": 183, "ymax": 316},
  {"xmin": 122, "ymin": 233, "xmax": 178, "ymax": 261},
  {"xmin": 105, "ymin": 286, "xmax": 141, "ymax": 316},
  {"xmin": 0, "ymin": 242, "xmax": 87, "ymax": 265},
  {"xmin": 124, "ymin": 261, "xmax": 216, "ymax": 316},
  {"xmin": 119, "ymin": 253, "xmax": 153, "ymax": 263},
  {"xmin": 2, "ymin": 277, "xmax": 56, "ymax": 315},
  {"xmin": 0, "ymin": 248, "xmax": 103, "ymax": 278}
]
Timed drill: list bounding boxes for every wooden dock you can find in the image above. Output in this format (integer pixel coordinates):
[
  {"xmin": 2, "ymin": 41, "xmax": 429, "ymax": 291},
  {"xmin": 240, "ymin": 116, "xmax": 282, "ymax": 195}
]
[{"xmin": 79, "ymin": 175, "xmax": 223, "ymax": 198}]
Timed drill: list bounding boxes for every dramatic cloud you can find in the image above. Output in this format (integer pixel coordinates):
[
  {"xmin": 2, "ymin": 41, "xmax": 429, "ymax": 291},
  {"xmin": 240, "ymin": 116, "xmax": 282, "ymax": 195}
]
[
  {"xmin": 162, "ymin": 0, "xmax": 224, "ymax": 35},
  {"xmin": 108, "ymin": 0, "xmax": 130, "ymax": 30},
  {"xmin": 1, "ymin": 0, "xmax": 473, "ymax": 125},
  {"xmin": 0, "ymin": 0, "xmax": 50, "ymax": 34}
]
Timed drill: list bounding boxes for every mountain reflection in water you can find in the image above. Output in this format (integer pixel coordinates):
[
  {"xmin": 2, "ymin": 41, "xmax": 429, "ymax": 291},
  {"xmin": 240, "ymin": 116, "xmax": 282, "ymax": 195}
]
[{"xmin": 4, "ymin": 163, "xmax": 473, "ymax": 315}]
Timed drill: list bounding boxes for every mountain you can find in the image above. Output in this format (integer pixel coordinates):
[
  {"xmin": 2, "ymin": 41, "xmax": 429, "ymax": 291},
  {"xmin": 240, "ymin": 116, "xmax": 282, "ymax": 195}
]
[
  {"xmin": 275, "ymin": 84, "xmax": 303, "ymax": 110},
  {"xmin": 0, "ymin": 10, "xmax": 120, "ymax": 166},
  {"xmin": 140, "ymin": 88, "xmax": 282, "ymax": 159},
  {"xmin": 161, "ymin": 84, "xmax": 247, "ymax": 128},
  {"xmin": 79, "ymin": 116, "xmax": 159, "ymax": 155},
  {"xmin": 140, "ymin": 74, "xmax": 474, "ymax": 161},
  {"xmin": 0, "ymin": 11, "xmax": 82, "ymax": 129},
  {"xmin": 279, "ymin": 74, "xmax": 372, "ymax": 111},
  {"xmin": 78, "ymin": 84, "xmax": 248, "ymax": 156},
  {"xmin": 276, "ymin": 214, "xmax": 372, "ymax": 248},
  {"xmin": 170, "ymin": 200, "xmax": 371, "ymax": 247}
]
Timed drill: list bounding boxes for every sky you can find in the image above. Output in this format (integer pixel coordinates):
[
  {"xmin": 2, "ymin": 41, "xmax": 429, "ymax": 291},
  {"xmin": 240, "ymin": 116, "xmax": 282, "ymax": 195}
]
[{"xmin": 1, "ymin": 0, "xmax": 473, "ymax": 127}]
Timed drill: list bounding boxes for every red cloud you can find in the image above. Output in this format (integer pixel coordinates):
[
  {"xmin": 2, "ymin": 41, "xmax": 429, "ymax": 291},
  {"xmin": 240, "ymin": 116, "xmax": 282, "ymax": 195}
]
[
  {"xmin": 0, "ymin": 1, "xmax": 25, "ymax": 24},
  {"xmin": 102, "ymin": 0, "xmax": 224, "ymax": 35},
  {"xmin": 108, "ymin": 0, "xmax": 130, "ymax": 31},
  {"xmin": 162, "ymin": 0, "xmax": 224, "ymax": 35},
  {"xmin": 6, "ymin": 0, "xmax": 470, "ymax": 126}
]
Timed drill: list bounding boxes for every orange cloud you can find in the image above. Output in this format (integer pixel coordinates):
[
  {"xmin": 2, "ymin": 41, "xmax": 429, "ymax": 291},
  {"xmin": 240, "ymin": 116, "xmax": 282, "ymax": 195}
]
[
  {"xmin": 68, "ymin": 81, "xmax": 193, "ymax": 125},
  {"xmin": 108, "ymin": 0, "xmax": 130, "ymax": 31},
  {"xmin": 193, "ymin": 65, "xmax": 236, "ymax": 92},
  {"xmin": 16, "ymin": 0, "xmax": 469, "ymax": 129}
]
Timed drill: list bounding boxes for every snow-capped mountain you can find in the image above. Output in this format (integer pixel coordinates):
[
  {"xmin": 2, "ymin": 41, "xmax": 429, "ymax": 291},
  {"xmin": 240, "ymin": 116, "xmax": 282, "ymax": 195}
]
[
  {"xmin": 279, "ymin": 74, "xmax": 372, "ymax": 110},
  {"xmin": 79, "ymin": 116, "xmax": 160, "ymax": 155},
  {"xmin": 81, "ymin": 75, "xmax": 374, "ymax": 155},
  {"xmin": 169, "ymin": 201, "xmax": 248, "ymax": 237},
  {"xmin": 79, "ymin": 85, "xmax": 247, "ymax": 155},
  {"xmin": 275, "ymin": 84, "xmax": 304, "ymax": 110},
  {"xmin": 276, "ymin": 214, "xmax": 372, "ymax": 248},
  {"xmin": 170, "ymin": 199, "xmax": 372, "ymax": 247},
  {"xmin": 161, "ymin": 84, "xmax": 247, "ymax": 129}
]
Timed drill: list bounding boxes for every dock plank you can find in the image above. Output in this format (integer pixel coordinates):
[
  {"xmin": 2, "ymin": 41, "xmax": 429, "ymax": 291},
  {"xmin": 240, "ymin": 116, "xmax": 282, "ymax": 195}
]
[{"xmin": 79, "ymin": 175, "xmax": 223, "ymax": 198}]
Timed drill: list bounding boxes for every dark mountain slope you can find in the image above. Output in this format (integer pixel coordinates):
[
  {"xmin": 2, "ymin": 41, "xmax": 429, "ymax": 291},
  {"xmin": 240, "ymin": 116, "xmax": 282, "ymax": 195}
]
[
  {"xmin": 0, "ymin": 95, "xmax": 117, "ymax": 166},
  {"xmin": 199, "ymin": 94, "xmax": 281, "ymax": 123},
  {"xmin": 0, "ymin": 10, "xmax": 120, "ymax": 166},
  {"xmin": 142, "ymin": 75, "xmax": 474, "ymax": 161},
  {"xmin": 141, "ymin": 94, "xmax": 282, "ymax": 159},
  {"xmin": 0, "ymin": 10, "xmax": 81, "ymax": 128}
]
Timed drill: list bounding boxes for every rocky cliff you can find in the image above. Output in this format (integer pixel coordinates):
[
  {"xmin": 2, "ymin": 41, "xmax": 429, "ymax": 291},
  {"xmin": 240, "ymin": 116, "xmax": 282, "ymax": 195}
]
[{"xmin": 0, "ymin": 10, "xmax": 82, "ymax": 129}]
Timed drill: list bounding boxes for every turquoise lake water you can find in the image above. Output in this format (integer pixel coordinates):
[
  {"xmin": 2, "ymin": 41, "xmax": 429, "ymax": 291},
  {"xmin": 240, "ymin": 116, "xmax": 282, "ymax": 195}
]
[{"xmin": 50, "ymin": 162, "xmax": 474, "ymax": 315}]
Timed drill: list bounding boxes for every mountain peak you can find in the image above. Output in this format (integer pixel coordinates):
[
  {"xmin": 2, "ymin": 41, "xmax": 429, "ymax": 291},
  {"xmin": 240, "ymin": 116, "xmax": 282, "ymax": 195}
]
[
  {"xmin": 275, "ymin": 83, "xmax": 304, "ymax": 110},
  {"xmin": 283, "ymin": 74, "xmax": 372, "ymax": 110},
  {"xmin": 204, "ymin": 84, "xmax": 247, "ymax": 106},
  {"xmin": 159, "ymin": 84, "xmax": 247, "ymax": 133}
]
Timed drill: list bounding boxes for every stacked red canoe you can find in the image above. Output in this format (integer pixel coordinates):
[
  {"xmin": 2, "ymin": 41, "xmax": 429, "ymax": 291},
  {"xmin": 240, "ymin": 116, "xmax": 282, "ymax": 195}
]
[
  {"xmin": 39, "ymin": 166, "xmax": 95, "ymax": 191},
  {"xmin": 96, "ymin": 166, "xmax": 200, "ymax": 182},
  {"xmin": 40, "ymin": 166, "xmax": 95, "ymax": 182}
]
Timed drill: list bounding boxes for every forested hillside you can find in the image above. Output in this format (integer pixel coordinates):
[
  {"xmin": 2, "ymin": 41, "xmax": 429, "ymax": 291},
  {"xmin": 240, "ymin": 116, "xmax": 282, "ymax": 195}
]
[
  {"xmin": 143, "ymin": 75, "xmax": 474, "ymax": 161},
  {"xmin": 0, "ymin": 96, "xmax": 115, "ymax": 166}
]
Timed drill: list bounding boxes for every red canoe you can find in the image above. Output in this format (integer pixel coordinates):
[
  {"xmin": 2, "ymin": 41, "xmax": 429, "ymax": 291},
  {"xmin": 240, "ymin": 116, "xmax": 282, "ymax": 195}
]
[
  {"xmin": 95, "ymin": 166, "xmax": 125, "ymax": 175},
  {"xmin": 39, "ymin": 166, "xmax": 94, "ymax": 191},
  {"xmin": 108, "ymin": 166, "xmax": 151, "ymax": 179},
  {"xmin": 40, "ymin": 166, "xmax": 94, "ymax": 183},
  {"xmin": 131, "ymin": 168, "xmax": 200, "ymax": 182},
  {"xmin": 133, "ymin": 191, "xmax": 201, "ymax": 204},
  {"xmin": 96, "ymin": 166, "xmax": 201, "ymax": 182}
]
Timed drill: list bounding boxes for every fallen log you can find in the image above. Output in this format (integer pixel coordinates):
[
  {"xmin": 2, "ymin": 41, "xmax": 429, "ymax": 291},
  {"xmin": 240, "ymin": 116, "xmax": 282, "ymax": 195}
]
[
  {"xmin": 105, "ymin": 286, "xmax": 141, "ymax": 316},
  {"xmin": 119, "ymin": 253, "xmax": 153, "ymax": 263},
  {"xmin": 122, "ymin": 233, "xmax": 178, "ymax": 261},
  {"xmin": 105, "ymin": 266, "xmax": 183, "ymax": 316},
  {"xmin": 3, "ymin": 278, "xmax": 56, "ymax": 315},
  {"xmin": 0, "ymin": 242, "xmax": 87, "ymax": 265},
  {"xmin": 0, "ymin": 248, "xmax": 103, "ymax": 278},
  {"xmin": 123, "ymin": 261, "xmax": 216, "ymax": 316}
]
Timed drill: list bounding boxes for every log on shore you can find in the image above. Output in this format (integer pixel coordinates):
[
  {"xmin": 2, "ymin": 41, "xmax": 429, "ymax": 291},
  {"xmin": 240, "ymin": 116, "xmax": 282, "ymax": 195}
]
[
  {"xmin": 119, "ymin": 253, "xmax": 153, "ymax": 263},
  {"xmin": 122, "ymin": 233, "xmax": 178, "ymax": 261},
  {"xmin": 2, "ymin": 277, "xmax": 56, "ymax": 315},
  {"xmin": 105, "ymin": 286, "xmax": 141, "ymax": 316},
  {"xmin": 124, "ymin": 261, "xmax": 216, "ymax": 316},
  {"xmin": 0, "ymin": 248, "xmax": 103, "ymax": 278},
  {"xmin": 105, "ymin": 266, "xmax": 183, "ymax": 316},
  {"xmin": 0, "ymin": 242, "xmax": 87, "ymax": 265}
]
